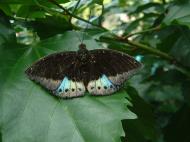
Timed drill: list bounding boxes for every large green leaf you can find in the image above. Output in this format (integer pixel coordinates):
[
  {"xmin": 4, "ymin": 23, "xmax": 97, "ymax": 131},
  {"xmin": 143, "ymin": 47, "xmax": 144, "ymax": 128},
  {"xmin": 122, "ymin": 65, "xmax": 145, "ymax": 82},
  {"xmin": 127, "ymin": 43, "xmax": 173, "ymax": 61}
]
[
  {"xmin": 169, "ymin": 27, "xmax": 190, "ymax": 68},
  {"xmin": 16, "ymin": 5, "xmax": 46, "ymax": 19},
  {"xmin": 0, "ymin": 31, "xmax": 136, "ymax": 142},
  {"xmin": 163, "ymin": 1, "xmax": 190, "ymax": 28},
  {"xmin": 122, "ymin": 86, "xmax": 158, "ymax": 142},
  {"xmin": 163, "ymin": 105, "xmax": 190, "ymax": 142},
  {"xmin": 29, "ymin": 15, "xmax": 72, "ymax": 39}
]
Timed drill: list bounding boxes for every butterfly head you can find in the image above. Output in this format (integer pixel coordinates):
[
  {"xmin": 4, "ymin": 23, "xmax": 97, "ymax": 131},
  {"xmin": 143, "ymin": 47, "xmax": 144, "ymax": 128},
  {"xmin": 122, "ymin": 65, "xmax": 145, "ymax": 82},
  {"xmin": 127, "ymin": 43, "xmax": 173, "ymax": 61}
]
[
  {"xmin": 77, "ymin": 43, "xmax": 90, "ymax": 64},
  {"xmin": 79, "ymin": 43, "xmax": 86, "ymax": 49}
]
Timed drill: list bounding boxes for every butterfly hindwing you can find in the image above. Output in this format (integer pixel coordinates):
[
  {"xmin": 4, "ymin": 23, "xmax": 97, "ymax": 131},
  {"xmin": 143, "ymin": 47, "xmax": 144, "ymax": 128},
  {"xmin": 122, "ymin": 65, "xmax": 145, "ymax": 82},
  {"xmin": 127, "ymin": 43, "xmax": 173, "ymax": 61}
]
[{"xmin": 86, "ymin": 49, "xmax": 142, "ymax": 95}]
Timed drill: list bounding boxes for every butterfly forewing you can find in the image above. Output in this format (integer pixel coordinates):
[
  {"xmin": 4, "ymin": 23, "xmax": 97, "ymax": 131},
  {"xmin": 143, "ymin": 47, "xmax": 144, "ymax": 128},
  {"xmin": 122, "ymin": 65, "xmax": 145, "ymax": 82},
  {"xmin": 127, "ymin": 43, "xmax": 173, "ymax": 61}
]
[{"xmin": 26, "ymin": 52, "xmax": 76, "ymax": 79}]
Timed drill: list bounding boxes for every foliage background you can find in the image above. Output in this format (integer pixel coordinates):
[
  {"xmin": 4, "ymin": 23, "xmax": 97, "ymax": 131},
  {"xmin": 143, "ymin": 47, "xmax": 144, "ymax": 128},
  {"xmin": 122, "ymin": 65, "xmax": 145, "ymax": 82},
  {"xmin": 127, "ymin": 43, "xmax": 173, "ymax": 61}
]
[{"xmin": 0, "ymin": 0, "xmax": 190, "ymax": 142}]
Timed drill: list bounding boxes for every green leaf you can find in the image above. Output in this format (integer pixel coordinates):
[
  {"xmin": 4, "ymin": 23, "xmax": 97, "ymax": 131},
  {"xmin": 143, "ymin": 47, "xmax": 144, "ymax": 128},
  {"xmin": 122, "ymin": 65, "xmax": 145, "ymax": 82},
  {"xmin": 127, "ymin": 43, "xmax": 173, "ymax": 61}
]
[
  {"xmin": 163, "ymin": 105, "xmax": 190, "ymax": 142},
  {"xmin": 164, "ymin": 1, "xmax": 190, "ymax": 28},
  {"xmin": 1, "ymin": 0, "xmax": 36, "ymax": 5},
  {"xmin": 170, "ymin": 27, "xmax": 190, "ymax": 68},
  {"xmin": 0, "ymin": 132, "xmax": 2, "ymax": 142},
  {"xmin": 146, "ymin": 84, "xmax": 183, "ymax": 102},
  {"xmin": 156, "ymin": 26, "xmax": 182, "ymax": 52},
  {"xmin": 142, "ymin": 26, "xmax": 190, "ymax": 68},
  {"xmin": 124, "ymin": 13, "xmax": 159, "ymax": 35},
  {"xmin": 182, "ymin": 81, "xmax": 190, "ymax": 106},
  {"xmin": 16, "ymin": 5, "xmax": 46, "ymax": 19},
  {"xmin": 0, "ymin": 10, "xmax": 16, "ymax": 45},
  {"xmin": 130, "ymin": 2, "xmax": 164, "ymax": 14},
  {"xmin": 29, "ymin": 15, "xmax": 72, "ymax": 39},
  {"xmin": 0, "ymin": 4, "xmax": 12, "ymax": 16},
  {"xmin": 0, "ymin": 31, "xmax": 136, "ymax": 142},
  {"xmin": 122, "ymin": 86, "xmax": 158, "ymax": 142},
  {"xmin": 92, "ymin": 0, "xmax": 103, "ymax": 5}
]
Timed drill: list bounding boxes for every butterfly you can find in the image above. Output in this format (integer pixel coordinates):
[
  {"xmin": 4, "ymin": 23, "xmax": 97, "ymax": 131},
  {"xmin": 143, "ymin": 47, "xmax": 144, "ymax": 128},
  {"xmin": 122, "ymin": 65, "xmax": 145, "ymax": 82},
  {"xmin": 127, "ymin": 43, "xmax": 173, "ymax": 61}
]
[{"xmin": 25, "ymin": 43, "xmax": 142, "ymax": 98}]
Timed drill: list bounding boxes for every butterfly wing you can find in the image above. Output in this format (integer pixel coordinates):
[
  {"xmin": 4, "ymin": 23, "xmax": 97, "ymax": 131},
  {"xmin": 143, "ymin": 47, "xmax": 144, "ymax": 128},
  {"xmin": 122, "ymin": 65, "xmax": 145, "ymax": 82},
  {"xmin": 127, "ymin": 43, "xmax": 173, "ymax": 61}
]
[
  {"xmin": 87, "ymin": 49, "xmax": 142, "ymax": 95},
  {"xmin": 25, "ymin": 52, "xmax": 86, "ymax": 98},
  {"xmin": 26, "ymin": 49, "xmax": 142, "ymax": 98}
]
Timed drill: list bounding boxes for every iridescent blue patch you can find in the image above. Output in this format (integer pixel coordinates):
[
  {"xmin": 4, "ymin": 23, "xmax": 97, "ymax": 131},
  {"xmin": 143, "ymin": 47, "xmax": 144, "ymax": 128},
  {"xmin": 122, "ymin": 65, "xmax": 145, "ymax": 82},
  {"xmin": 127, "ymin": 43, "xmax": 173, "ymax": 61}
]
[
  {"xmin": 100, "ymin": 74, "xmax": 114, "ymax": 89},
  {"xmin": 56, "ymin": 76, "xmax": 70, "ymax": 95}
]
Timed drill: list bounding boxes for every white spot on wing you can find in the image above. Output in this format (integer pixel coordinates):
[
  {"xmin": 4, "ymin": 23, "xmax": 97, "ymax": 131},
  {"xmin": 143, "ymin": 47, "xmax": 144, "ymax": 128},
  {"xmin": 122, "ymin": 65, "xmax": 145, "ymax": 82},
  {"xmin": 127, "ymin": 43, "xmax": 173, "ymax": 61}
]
[
  {"xmin": 29, "ymin": 75, "xmax": 61, "ymax": 90},
  {"xmin": 76, "ymin": 82, "xmax": 85, "ymax": 96},
  {"xmin": 108, "ymin": 68, "xmax": 142, "ymax": 85}
]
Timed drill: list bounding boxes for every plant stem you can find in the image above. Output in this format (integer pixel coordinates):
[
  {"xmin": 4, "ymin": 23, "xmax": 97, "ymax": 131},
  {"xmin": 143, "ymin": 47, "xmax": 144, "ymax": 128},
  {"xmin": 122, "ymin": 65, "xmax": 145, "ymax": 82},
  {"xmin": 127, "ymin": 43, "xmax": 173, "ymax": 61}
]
[
  {"xmin": 125, "ymin": 26, "xmax": 161, "ymax": 38},
  {"xmin": 48, "ymin": 0, "xmax": 107, "ymax": 30},
  {"xmin": 99, "ymin": 3, "xmax": 104, "ymax": 26},
  {"xmin": 126, "ymin": 40, "xmax": 173, "ymax": 60},
  {"xmin": 162, "ymin": 0, "xmax": 166, "ymax": 4},
  {"xmin": 101, "ymin": 36, "xmax": 173, "ymax": 60},
  {"xmin": 69, "ymin": 0, "xmax": 81, "ymax": 22}
]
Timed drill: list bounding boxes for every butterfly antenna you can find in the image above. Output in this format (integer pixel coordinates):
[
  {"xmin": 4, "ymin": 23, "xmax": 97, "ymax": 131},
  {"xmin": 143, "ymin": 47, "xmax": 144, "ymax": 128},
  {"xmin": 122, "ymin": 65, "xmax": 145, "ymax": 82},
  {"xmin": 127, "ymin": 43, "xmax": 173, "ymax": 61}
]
[
  {"xmin": 81, "ymin": 9, "xmax": 92, "ymax": 44},
  {"xmin": 75, "ymin": 30, "xmax": 82, "ymax": 43}
]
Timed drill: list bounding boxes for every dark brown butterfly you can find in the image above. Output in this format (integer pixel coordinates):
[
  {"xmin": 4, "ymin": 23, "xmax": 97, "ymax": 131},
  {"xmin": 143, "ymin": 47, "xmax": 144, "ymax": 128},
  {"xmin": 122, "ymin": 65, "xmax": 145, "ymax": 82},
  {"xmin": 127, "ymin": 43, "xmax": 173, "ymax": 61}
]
[{"xmin": 25, "ymin": 43, "xmax": 142, "ymax": 98}]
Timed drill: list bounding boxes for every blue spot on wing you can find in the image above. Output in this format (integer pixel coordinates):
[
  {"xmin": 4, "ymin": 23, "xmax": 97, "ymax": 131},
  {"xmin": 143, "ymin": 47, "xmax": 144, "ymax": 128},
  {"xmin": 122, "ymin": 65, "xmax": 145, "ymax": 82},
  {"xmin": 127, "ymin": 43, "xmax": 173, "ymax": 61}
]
[
  {"xmin": 135, "ymin": 55, "xmax": 143, "ymax": 61},
  {"xmin": 100, "ymin": 74, "xmax": 113, "ymax": 88},
  {"xmin": 56, "ymin": 76, "xmax": 70, "ymax": 94}
]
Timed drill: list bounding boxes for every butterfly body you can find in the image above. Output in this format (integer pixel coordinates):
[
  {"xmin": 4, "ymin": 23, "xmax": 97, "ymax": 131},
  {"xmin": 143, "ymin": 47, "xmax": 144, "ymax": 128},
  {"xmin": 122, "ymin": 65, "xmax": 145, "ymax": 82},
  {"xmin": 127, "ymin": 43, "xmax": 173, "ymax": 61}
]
[{"xmin": 25, "ymin": 44, "xmax": 142, "ymax": 98}]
